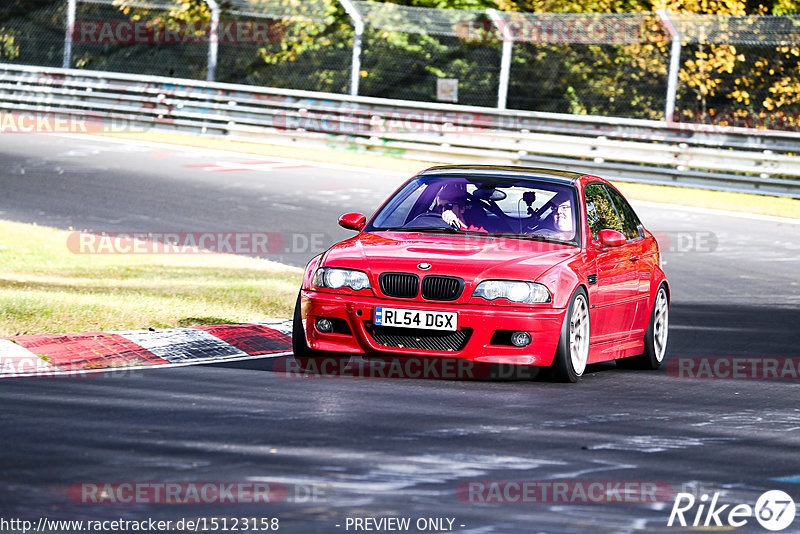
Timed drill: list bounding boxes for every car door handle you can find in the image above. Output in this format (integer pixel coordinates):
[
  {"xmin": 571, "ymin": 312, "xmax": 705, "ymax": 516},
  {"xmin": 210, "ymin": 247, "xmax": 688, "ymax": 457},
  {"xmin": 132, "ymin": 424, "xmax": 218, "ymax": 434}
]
[{"xmin": 629, "ymin": 255, "xmax": 640, "ymax": 262}]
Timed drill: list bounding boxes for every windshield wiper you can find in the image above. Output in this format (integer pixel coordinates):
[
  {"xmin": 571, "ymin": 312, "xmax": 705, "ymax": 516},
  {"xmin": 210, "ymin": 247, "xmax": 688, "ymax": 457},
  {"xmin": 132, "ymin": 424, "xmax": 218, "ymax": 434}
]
[
  {"xmin": 483, "ymin": 233, "xmax": 577, "ymax": 246},
  {"xmin": 523, "ymin": 235, "xmax": 576, "ymax": 246},
  {"xmin": 388, "ymin": 226, "xmax": 463, "ymax": 233}
]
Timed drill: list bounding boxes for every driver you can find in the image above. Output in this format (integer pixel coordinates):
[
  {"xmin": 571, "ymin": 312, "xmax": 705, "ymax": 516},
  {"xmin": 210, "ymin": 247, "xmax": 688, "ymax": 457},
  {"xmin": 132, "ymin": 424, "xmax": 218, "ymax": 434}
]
[{"xmin": 435, "ymin": 183, "xmax": 486, "ymax": 232}]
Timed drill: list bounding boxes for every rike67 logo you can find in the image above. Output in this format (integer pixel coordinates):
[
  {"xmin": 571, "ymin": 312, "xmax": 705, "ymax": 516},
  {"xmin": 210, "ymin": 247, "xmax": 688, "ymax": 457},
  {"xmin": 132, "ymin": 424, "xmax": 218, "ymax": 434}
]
[{"xmin": 668, "ymin": 490, "xmax": 796, "ymax": 531}]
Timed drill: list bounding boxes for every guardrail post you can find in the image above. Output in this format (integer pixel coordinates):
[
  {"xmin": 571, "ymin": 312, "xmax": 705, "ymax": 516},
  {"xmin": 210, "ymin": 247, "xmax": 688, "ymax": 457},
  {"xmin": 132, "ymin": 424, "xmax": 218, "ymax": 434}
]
[
  {"xmin": 657, "ymin": 10, "xmax": 682, "ymax": 124},
  {"xmin": 337, "ymin": 0, "xmax": 363, "ymax": 96},
  {"xmin": 487, "ymin": 9, "xmax": 512, "ymax": 110},
  {"xmin": 205, "ymin": 0, "xmax": 220, "ymax": 81},
  {"xmin": 64, "ymin": 0, "xmax": 76, "ymax": 68}
]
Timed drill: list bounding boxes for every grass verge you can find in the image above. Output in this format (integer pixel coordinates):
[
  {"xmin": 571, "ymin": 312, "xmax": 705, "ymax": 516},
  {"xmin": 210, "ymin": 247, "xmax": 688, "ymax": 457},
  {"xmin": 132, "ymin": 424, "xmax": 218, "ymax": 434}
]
[
  {"xmin": 616, "ymin": 182, "xmax": 800, "ymax": 219},
  {"xmin": 108, "ymin": 131, "xmax": 800, "ymax": 219},
  {"xmin": 0, "ymin": 219, "xmax": 302, "ymax": 336}
]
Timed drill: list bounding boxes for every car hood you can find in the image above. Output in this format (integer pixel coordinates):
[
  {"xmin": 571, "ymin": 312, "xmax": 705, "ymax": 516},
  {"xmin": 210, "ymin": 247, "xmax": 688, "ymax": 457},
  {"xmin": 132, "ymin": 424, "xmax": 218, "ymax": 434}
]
[{"xmin": 321, "ymin": 231, "xmax": 579, "ymax": 288}]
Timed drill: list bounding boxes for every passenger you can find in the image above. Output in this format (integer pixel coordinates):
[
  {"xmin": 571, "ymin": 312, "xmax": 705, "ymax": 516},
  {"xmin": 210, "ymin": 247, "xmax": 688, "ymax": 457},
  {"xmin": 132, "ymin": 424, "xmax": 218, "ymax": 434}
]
[{"xmin": 535, "ymin": 196, "xmax": 575, "ymax": 241}]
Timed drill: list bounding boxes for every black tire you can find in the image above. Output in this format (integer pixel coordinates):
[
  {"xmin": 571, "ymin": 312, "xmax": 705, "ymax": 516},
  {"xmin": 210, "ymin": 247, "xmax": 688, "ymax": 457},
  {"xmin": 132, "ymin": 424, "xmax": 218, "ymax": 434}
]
[
  {"xmin": 617, "ymin": 285, "xmax": 669, "ymax": 370},
  {"xmin": 292, "ymin": 291, "xmax": 317, "ymax": 358},
  {"xmin": 291, "ymin": 291, "xmax": 350, "ymax": 374},
  {"xmin": 551, "ymin": 287, "xmax": 590, "ymax": 383}
]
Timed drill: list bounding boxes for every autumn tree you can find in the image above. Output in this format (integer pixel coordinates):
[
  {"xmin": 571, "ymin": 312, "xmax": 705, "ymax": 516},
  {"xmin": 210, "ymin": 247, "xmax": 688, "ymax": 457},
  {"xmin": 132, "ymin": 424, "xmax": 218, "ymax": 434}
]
[{"xmin": 0, "ymin": 29, "xmax": 20, "ymax": 60}]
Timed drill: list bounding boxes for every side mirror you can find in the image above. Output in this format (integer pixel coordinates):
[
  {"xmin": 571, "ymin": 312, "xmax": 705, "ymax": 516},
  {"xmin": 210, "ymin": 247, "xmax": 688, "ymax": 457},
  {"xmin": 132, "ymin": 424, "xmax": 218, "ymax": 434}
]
[
  {"xmin": 598, "ymin": 229, "xmax": 626, "ymax": 247},
  {"xmin": 338, "ymin": 212, "xmax": 366, "ymax": 232}
]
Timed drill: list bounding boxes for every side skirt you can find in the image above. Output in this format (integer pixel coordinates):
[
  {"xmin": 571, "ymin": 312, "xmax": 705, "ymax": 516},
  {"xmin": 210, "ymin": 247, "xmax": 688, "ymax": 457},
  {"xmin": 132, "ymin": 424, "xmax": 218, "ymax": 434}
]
[{"xmin": 588, "ymin": 338, "xmax": 645, "ymax": 364}]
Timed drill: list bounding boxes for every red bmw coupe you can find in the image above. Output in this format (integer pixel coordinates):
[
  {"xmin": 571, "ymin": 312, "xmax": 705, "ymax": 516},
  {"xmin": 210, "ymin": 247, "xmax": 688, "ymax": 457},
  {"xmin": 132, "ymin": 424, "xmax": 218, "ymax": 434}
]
[{"xmin": 293, "ymin": 166, "xmax": 669, "ymax": 382}]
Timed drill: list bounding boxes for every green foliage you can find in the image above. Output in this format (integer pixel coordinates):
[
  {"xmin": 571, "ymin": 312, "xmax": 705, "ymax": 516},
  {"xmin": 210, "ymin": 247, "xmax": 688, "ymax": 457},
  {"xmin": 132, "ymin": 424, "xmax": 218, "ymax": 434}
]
[
  {"xmin": 399, "ymin": 0, "xmax": 502, "ymax": 8},
  {"xmin": 773, "ymin": 0, "xmax": 800, "ymax": 14},
  {"xmin": 499, "ymin": 0, "xmax": 648, "ymax": 13},
  {"xmin": 0, "ymin": 28, "xmax": 20, "ymax": 59},
  {"xmin": 0, "ymin": 0, "xmax": 66, "ymax": 67}
]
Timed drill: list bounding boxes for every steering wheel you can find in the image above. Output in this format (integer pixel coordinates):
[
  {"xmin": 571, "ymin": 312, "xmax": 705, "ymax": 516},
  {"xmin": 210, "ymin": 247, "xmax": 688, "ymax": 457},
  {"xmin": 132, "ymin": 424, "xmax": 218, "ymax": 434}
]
[{"xmin": 403, "ymin": 212, "xmax": 453, "ymax": 229}]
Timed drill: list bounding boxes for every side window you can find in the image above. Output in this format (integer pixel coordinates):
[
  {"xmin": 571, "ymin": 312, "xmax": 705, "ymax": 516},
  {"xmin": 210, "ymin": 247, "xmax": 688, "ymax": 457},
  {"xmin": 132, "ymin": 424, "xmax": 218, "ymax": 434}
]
[
  {"xmin": 606, "ymin": 186, "xmax": 642, "ymax": 240},
  {"xmin": 584, "ymin": 182, "xmax": 622, "ymax": 240}
]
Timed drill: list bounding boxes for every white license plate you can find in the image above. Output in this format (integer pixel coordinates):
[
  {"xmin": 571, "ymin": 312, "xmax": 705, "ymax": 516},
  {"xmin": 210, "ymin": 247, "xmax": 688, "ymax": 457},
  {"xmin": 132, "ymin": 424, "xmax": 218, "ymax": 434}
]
[{"xmin": 374, "ymin": 307, "xmax": 458, "ymax": 331}]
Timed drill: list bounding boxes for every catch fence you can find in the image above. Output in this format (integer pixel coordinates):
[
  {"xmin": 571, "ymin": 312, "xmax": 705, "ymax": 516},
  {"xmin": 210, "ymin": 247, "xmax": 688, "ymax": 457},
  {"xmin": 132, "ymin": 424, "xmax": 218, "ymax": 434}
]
[{"xmin": 1, "ymin": 1, "xmax": 798, "ymax": 127}]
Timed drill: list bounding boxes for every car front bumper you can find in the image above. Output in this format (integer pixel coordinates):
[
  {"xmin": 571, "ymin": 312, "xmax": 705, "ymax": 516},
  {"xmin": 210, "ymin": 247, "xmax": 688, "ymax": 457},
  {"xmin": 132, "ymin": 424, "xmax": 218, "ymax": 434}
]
[{"xmin": 300, "ymin": 289, "xmax": 566, "ymax": 366}]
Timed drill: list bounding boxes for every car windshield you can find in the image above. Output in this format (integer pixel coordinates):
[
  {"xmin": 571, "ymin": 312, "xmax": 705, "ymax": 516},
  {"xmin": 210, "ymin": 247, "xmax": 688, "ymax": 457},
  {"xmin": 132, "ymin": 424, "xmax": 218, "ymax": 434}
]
[{"xmin": 366, "ymin": 175, "xmax": 580, "ymax": 246}]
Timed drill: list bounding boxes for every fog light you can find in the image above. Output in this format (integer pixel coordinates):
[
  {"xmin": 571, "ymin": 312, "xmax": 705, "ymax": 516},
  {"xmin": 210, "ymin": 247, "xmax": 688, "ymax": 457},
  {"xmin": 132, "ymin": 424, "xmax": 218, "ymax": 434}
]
[
  {"xmin": 510, "ymin": 331, "xmax": 531, "ymax": 347},
  {"xmin": 316, "ymin": 318, "xmax": 334, "ymax": 333}
]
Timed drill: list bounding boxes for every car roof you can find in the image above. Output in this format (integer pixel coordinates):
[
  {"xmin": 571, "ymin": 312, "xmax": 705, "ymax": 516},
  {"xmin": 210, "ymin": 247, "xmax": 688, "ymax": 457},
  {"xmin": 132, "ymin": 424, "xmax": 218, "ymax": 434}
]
[{"xmin": 418, "ymin": 165, "xmax": 584, "ymax": 186}]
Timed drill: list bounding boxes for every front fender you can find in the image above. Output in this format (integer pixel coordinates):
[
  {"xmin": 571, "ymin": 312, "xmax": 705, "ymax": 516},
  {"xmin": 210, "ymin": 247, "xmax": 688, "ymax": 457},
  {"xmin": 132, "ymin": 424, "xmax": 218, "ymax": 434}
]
[
  {"xmin": 536, "ymin": 262, "xmax": 583, "ymax": 309},
  {"xmin": 302, "ymin": 254, "xmax": 323, "ymax": 290}
]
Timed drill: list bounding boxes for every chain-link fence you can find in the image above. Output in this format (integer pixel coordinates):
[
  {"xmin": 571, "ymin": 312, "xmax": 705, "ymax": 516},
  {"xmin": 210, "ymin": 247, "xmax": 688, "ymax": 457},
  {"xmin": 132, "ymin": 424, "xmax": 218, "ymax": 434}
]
[
  {"xmin": 1, "ymin": 1, "xmax": 66, "ymax": 68},
  {"xmin": 354, "ymin": 2, "xmax": 501, "ymax": 107},
  {"xmin": 72, "ymin": 0, "xmax": 207, "ymax": 78},
  {"xmin": 1, "ymin": 0, "xmax": 799, "ymax": 128},
  {"xmin": 495, "ymin": 12, "xmax": 671, "ymax": 119},
  {"xmin": 215, "ymin": 0, "xmax": 350, "ymax": 91},
  {"xmin": 669, "ymin": 14, "xmax": 800, "ymax": 128}
]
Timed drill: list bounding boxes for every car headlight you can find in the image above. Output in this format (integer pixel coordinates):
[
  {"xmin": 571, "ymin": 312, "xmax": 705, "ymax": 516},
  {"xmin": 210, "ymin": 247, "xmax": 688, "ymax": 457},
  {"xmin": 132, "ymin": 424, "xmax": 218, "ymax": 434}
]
[
  {"xmin": 473, "ymin": 280, "xmax": 551, "ymax": 304},
  {"xmin": 313, "ymin": 268, "xmax": 371, "ymax": 291}
]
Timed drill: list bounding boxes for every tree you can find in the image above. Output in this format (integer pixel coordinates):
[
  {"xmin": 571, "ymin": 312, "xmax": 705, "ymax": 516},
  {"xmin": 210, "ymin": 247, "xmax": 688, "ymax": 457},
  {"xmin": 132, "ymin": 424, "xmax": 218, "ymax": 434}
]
[
  {"xmin": 651, "ymin": 0, "xmax": 748, "ymax": 122},
  {"xmin": 0, "ymin": 28, "xmax": 20, "ymax": 60}
]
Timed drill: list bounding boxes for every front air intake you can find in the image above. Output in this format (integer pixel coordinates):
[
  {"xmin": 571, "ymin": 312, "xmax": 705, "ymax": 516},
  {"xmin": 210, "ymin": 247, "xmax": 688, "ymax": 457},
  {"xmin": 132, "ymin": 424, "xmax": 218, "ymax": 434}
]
[
  {"xmin": 379, "ymin": 273, "xmax": 419, "ymax": 298},
  {"xmin": 421, "ymin": 275, "xmax": 464, "ymax": 301},
  {"xmin": 367, "ymin": 325, "xmax": 472, "ymax": 352}
]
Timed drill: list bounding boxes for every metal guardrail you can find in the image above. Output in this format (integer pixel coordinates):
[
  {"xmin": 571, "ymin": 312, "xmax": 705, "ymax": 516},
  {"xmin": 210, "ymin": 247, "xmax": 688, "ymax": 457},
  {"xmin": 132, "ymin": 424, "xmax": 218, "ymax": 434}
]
[{"xmin": 1, "ymin": 63, "xmax": 799, "ymax": 198}]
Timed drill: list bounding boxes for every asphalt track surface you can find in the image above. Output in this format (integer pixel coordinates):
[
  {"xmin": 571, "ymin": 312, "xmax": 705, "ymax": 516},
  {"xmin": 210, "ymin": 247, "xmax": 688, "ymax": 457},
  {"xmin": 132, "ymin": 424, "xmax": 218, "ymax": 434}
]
[{"xmin": 1, "ymin": 134, "xmax": 799, "ymax": 533}]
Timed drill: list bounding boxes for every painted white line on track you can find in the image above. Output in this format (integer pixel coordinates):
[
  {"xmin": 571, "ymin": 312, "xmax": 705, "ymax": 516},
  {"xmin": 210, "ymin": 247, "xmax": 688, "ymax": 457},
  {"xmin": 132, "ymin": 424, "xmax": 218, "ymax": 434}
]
[{"xmin": 56, "ymin": 133, "xmax": 410, "ymax": 177}]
